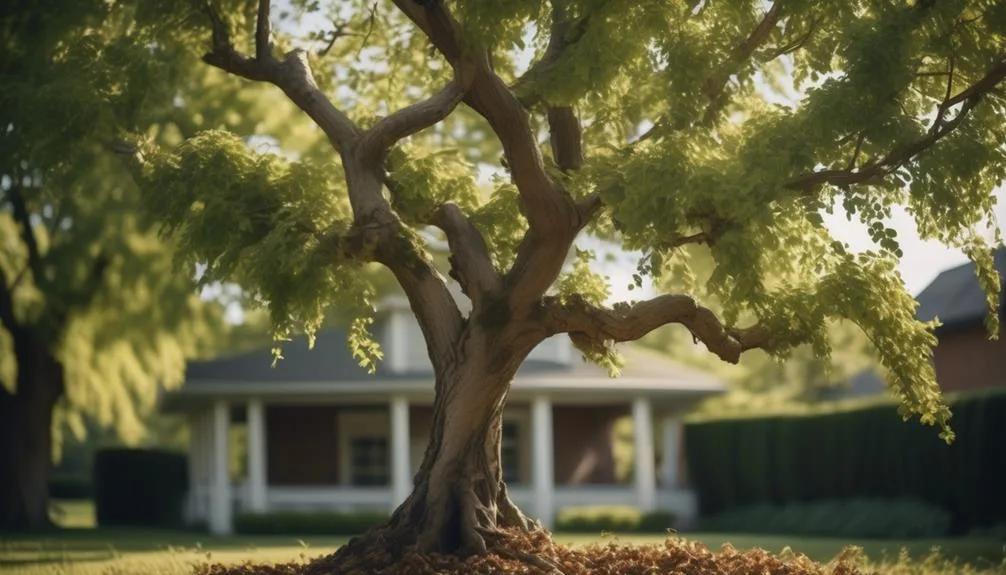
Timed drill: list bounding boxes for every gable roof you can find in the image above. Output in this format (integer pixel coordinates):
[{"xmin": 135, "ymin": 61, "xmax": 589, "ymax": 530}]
[
  {"xmin": 184, "ymin": 327, "xmax": 723, "ymax": 390},
  {"xmin": 914, "ymin": 246, "xmax": 1006, "ymax": 332}
]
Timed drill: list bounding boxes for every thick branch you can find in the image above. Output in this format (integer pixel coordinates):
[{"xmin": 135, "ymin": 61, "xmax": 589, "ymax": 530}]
[
  {"xmin": 256, "ymin": 0, "xmax": 271, "ymax": 60},
  {"xmin": 0, "ymin": 266, "xmax": 18, "ymax": 335},
  {"xmin": 430, "ymin": 203, "xmax": 501, "ymax": 307},
  {"xmin": 391, "ymin": 0, "xmax": 577, "ymax": 237},
  {"xmin": 541, "ymin": 294, "xmax": 771, "ymax": 364},
  {"xmin": 786, "ymin": 54, "xmax": 1006, "ymax": 193},
  {"xmin": 547, "ymin": 107, "xmax": 583, "ymax": 172},
  {"xmin": 8, "ymin": 184, "xmax": 41, "ymax": 274},
  {"xmin": 357, "ymin": 63, "xmax": 475, "ymax": 165}
]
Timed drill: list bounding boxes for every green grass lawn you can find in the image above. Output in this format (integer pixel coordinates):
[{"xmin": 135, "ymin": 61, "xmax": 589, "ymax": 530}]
[{"xmin": 0, "ymin": 500, "xmax": 1001, "ymax": 575}]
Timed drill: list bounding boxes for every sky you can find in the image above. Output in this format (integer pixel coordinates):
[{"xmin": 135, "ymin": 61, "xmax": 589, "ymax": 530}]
[{"xmin": 255, "ymin": 3, "xmax": 1004, "ymax": 313}]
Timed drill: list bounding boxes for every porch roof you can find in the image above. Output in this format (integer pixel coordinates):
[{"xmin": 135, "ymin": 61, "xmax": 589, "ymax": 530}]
[{"xmin": 164, "ymin": 329, "xmax": 725, "ymax": 411}]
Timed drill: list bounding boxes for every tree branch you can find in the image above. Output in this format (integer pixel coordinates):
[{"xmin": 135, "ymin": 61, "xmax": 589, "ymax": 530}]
[
  {"xmin": 0, "ymin": 264, "xmax": 18, "ymax": 335},
  {"xmin": 357, "ymin": 62, "xmax": 476, "ymax": 165},
  {"xmin": 391, "ymin": 0, "xmax": 577, "ymax": 237},
  {"xmin": 786, "ymin": 54, "xmax": 1006, "ymax": 193},
  {"xmin": 256, "ymin": 0, "xmax": 272, "ymax": 61},
  {"xmin": 702, "ymin": 1, "xmax": 784, "ymax": 102},
  {"xmin": 431, "ymin": 203, "xmax": 501, "ymax": 307},
  {"xmin": 8, "ymin": 184, "xmax": 41, "ymax": 274},
  {"xmin": 540, "ymin": 293, "xmax": 771, "ymax": 364},
  {"xmin": 200, "ymin": 2, "xmax": 360, "ymax": 156}
]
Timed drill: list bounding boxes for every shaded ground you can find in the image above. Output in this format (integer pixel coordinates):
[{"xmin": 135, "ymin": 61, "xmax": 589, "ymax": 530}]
[{"xmin": 2, "ymin": 500, "xmax": 1001, "ymax": 574}]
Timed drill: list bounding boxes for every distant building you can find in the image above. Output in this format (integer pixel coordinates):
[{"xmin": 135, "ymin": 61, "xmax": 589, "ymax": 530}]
[
  {"xmin": 160, "ymin": 294, "xmax": 726, "ymax": 535},
  {"xmin": 825, "ymin": 247, "xmax": 1006, "ymax": 401},
  {"xmin": 915, "ymin": 247, "xmax": 1006, "ymax": 393}
]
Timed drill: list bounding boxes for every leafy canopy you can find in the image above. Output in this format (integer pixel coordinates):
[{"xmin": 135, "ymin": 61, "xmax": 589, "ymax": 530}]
[
  {"xmin": 121, "ymin": 0, "xmax": 1005, "ymax": 441},
  {"xmin": 0, "ymin": 0, "xmax": 308, "ymax": 448}
]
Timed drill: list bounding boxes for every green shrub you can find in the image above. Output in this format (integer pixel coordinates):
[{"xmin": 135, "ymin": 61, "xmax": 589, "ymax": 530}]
[
  {"xmin": 234, "ymin": 511, "xmax": 388, "ymax": 535},
  {"xmin": 554, "ymin": 506, "xmax": 675, "ymax": 533},
  {"xmin": 697, "ymin": 498, "xmax": 952, "ymax": 539},
  {"xmin": 93, "ymin": 448, "xmax": 188, "ymax": 528},
  {"xmin": 48, "ymin": 474, "xmax": 93, "ymax": 500},
  {"xmin": 685, "ymin": 387, "xmax": 1006, "ymax": 533}
]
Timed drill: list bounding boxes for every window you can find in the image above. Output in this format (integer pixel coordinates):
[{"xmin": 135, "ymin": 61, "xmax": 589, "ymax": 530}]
[
  {"xmin": 501, "ymin": 421, "xmax": 520, "ymax": 484},
  {"xmin": 349, "ymin": 437, "xmax": 389, "ymax": 486}
]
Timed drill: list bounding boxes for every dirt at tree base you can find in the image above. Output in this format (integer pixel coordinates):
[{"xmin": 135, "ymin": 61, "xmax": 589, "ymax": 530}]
[{"xmin": 193, "ymin": 528, "xmax": 873, "ymax": 575}]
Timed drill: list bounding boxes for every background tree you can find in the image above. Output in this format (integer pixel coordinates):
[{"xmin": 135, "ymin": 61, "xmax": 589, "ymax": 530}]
[
  {"xmin": 0, "ymin": 0, "xmax": 314, "ymax": 531},
  {"xmin": 120, "ymin": 0, "xmax": 1003, "ymax": 565}
]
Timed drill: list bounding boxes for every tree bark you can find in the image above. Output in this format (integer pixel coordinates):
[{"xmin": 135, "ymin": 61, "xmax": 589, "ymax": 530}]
[
  {"xmin": 0, "ymin": 333, "xmax": 63, "ymax": 533},
  {"xmin": 327, "ymin": 324, "xmax": 544, "ymax": 566}
]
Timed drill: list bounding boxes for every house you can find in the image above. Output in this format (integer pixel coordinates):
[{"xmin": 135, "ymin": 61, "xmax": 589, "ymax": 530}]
[
  {"xmin": 915, "ymin": 246, "xmax": 1006, "ymax": 393},
  {"xmin": 161, "ymin": 295, "xmax": 727, "ymax": 535},
  {"xmin": 822, "ymin": 246, "xmax": 1006, "ymax": 402}
]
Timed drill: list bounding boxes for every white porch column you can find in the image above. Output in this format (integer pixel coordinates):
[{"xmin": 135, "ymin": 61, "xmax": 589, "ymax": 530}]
[
  {"xmin": 209, "ymin": 400, "xmax": 232, "ymax": 535},
  {"xmin": 632, "ymin": 397, "xmax": 656, "ymax": 511},
  {"xmin": 198, "ymin": 409, "xmax": 213, "ymax": 520},
  {"xmin": 186, "ymin": 412, "xmax": 201, "ymax": 522},
  {"xmin": 246, "ymin": 399, "xmax": 268, "ymax": 513},
  {"xmin": 531, "ymin": 395, "xmax": 555, "ymax": 528},
  {"xmin": 390, "ymin": 396, "xmax": 411, "ymax": 508},
  {"xmin": 661, "ymin": 414, "xmax": 681, "ymax": 489}
]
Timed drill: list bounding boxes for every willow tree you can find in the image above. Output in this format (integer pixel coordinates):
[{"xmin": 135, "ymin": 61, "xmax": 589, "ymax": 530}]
[
  {"xmin": 124, "ymin": 0, "xmax": 1004, "ymax": 561},
  {"xmin": 0, "ymin": 0, "xmax": 304, "ymax": 531}
]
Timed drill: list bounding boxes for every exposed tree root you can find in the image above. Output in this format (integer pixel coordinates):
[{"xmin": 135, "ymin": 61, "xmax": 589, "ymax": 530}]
[{"xmin": 197, "ymin": 529, "xmax": 877, "ymax": 575}]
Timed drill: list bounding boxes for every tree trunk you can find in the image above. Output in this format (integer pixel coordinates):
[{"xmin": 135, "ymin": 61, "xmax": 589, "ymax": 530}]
[
  {"xmin": 324, "ymin": 326, "xmax": 547, "ymax": 569},
  {"xmin": 0, "ymin": 334, "xmax": 63, "ymax": 533}
]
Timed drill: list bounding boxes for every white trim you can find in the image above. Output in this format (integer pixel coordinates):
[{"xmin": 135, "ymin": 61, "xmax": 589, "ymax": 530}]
[
  {"xmin": 337, "ymin": 409, "xmax": 390, "ymax": 485},
  {"xmin": 632, "ymin": 397, "xmax": 656, "ymax": 512},
  {"xmin": 502, "ymin": 408, "xmax": 531, "ymax": 485},
  {"xmin": 247, "ymin": 399, "xmax": 268, "ymax": 512},
  {"xmin": 209, "ymin": 400, "xmax": 232, "ymax": 535},
  {"xmin": 531, "ymin": 395, "xmax": 555, "ymax": 528},
  {"xmin": 661, "ymin": 414, "xmax": 681, "ymax": 489},
  {"xmin": 390, "ymin": 397, "xmax": 411, "ymax": 506},
  {"xmin": 385, "ymin": 314, "xmax": 409, "ymax": 373}
]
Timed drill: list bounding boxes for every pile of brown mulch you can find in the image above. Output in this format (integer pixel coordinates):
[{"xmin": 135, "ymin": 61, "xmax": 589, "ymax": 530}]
[{"xmin": 195, "ymin": 529, "xmax": 872, "ymax": 575}]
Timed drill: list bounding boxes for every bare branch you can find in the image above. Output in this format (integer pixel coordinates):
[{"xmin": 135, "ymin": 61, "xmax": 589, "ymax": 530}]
[
  {"xmin": 200, "ymin": 3, "xmax": 360, "ymax": 156},
  {"xmin": 431, "ymin": 203, "xmax": 501, "ymax": 306},
  {"xmin": 357, "ymin": 62, "xmax": 475, "ymax": 164},
  {"xmin": 391, "ymin": 0, "xmax": 577, "ymax": 237},
  {"xmin": 540, "ymin": 293, "xmax": 771, "ymax": 364},
  {"xmin": 786, "ymin": 54, "xmax": 1006, "ymax": 193},
  {"xmin": 256, "ymin": 0, "xmax": 272, "ymax": 61}
]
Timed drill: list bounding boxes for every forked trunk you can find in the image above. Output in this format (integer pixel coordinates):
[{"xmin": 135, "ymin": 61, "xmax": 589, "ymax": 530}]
[
  {"xmin": 321, "ymin": 328, "xmax": 549, "ymax": 570},
  {"xmin": 0, "ymin": 335, "xmax": 62, "ymax": 532}
]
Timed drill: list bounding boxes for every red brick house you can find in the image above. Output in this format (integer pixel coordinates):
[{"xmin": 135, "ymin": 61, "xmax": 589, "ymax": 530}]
[
  {"xmin": 915, "ymin": 246, "xmax": 1006, "ymax": 393},
  {"xmin": 161, "ymin": 295, "xmax": 726, "ymax": 535}
]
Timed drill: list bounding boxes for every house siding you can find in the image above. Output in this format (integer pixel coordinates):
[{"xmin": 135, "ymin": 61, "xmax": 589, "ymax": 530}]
[
  {"xmin": 264, "ymin": 403, "xmax": 626, "ymax": 487},
  {"xmin": 266, "ymin": 405, "xmax": 341, "ymax": 485},
  {"xmin": 934, "ymin": 324, "xmax": 1006, "ymax": 392},
  {"xmin": 552, "ymin": 405, "xmax": 626, "ymax": 485}
]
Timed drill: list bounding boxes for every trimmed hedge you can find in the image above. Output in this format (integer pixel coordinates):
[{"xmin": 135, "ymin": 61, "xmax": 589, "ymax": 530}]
[
  {"xmin": 697, "ymin": 498, "xmax": 952, "ymax": 538},
  {"xmin": 685, "ymin": 388, "xmax": 1006, "ymax": 533},
  {"xmin": 93, "ymin": 448, "xmax": 188, "ymax": 528},
  {"xmin": 555, "ymin": 506, "xmax": 675, "ymax": 533},
  {"xmin": 234, "ymin": 511, "xmax": 387, "ymax": 535}
]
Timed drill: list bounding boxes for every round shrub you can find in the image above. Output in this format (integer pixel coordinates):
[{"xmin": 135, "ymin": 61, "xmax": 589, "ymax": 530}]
[{"xmin": 93, "ymin": 448, "xmax": 188, "ymax": 528}]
